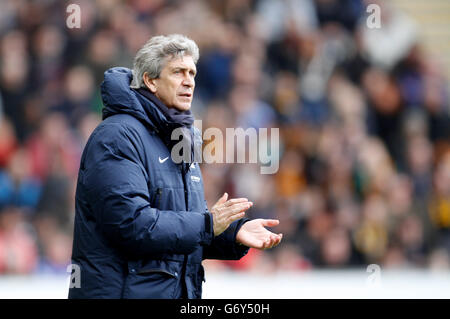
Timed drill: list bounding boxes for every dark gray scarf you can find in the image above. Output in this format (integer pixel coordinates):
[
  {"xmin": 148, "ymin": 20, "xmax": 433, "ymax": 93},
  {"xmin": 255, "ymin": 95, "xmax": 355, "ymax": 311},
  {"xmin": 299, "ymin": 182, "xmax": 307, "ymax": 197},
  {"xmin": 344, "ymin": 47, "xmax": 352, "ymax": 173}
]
[
  {"xmin": 136, "ymin": 88, "xmax": 194, "ymax": 127},
  {"xmin": 135, "ymin": 88, "xmax": 199, "ymax": 172}
]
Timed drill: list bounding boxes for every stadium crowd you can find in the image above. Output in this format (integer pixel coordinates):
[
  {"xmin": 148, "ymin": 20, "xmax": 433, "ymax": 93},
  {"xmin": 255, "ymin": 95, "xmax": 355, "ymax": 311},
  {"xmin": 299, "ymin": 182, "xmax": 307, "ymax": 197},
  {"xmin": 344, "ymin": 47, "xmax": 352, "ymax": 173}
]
[{"xmin": 0, "ymin": 0, "xmax": 449, "ymax": 275}]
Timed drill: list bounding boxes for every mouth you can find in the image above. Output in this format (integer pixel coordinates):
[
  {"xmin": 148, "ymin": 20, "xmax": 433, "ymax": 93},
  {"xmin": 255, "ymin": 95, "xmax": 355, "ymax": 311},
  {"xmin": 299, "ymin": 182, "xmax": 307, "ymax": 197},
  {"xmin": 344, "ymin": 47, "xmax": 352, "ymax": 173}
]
[{"xmin": 179, "ymin": 93, "xmax": 192, "ymax": 99}]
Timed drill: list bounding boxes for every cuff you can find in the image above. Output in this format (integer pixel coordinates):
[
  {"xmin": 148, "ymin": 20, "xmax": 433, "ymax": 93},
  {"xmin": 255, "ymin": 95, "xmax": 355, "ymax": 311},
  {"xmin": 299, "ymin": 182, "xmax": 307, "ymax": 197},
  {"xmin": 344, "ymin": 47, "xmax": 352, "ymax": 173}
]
[{"xmin": 200, "ymin": 212, "xmax": 214, "ymax": 246}]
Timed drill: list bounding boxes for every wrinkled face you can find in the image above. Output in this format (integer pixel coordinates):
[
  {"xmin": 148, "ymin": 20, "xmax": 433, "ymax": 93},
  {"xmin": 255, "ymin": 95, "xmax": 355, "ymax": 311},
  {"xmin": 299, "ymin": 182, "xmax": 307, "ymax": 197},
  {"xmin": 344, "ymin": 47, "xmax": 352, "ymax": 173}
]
[{"xmin": 145, "ymin": 55, "xmax": 196, "ymax": 111}]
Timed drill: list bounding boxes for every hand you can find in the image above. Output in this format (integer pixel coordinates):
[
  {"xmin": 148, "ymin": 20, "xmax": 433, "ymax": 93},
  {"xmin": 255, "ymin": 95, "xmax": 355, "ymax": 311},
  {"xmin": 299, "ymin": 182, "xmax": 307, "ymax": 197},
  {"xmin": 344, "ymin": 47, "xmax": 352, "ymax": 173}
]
[
  {"xmin": 236, "ymin": 219, "xmax": 282, "ymax": 249},
  {"xmin": 210, "ymin": 193, "xmax": 252, "ymax": 236}
]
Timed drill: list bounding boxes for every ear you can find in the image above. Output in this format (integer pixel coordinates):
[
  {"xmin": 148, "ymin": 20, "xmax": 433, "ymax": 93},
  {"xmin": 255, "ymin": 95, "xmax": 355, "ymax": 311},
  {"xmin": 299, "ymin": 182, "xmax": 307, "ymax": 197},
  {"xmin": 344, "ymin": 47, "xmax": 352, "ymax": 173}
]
[{"xmin": 143, "ymin": 72, "xmax": 158, "ymax": 93}]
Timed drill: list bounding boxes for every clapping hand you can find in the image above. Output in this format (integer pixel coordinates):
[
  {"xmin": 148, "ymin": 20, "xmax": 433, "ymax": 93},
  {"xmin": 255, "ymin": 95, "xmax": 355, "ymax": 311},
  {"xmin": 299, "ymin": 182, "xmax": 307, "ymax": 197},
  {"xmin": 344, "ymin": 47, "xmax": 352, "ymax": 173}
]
[{"xmin": 210, "ymin": 193, "xmax": 252, "ymax": 236}]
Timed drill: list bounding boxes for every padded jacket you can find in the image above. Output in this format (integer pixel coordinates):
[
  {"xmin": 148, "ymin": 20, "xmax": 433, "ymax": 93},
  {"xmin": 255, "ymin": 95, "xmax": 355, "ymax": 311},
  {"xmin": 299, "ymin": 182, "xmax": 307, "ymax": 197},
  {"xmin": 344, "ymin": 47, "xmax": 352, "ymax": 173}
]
[{"xmin": 68, "ymin": 67, "xmax": 249, "ymax": 299}]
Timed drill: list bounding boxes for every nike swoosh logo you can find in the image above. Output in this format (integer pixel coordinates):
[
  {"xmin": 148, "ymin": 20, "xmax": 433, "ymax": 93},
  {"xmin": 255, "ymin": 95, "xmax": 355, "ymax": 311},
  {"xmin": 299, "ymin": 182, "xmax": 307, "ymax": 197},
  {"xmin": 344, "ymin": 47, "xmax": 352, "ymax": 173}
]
[{"xmin": 159, "ymin": 156, "xmax": 169, "ymax": 163}]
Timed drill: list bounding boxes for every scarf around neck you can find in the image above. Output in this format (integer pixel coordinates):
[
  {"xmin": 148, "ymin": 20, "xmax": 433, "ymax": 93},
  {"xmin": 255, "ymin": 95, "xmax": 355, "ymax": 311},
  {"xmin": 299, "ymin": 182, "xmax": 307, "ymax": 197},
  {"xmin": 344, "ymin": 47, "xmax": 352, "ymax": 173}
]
[
  {"xmin": 136, "ymin": 88, "xmax": 194, "ymax": 127},
  {"xmin": 134, "ymin": 88, "xmax": 200, "ymax": 171}
]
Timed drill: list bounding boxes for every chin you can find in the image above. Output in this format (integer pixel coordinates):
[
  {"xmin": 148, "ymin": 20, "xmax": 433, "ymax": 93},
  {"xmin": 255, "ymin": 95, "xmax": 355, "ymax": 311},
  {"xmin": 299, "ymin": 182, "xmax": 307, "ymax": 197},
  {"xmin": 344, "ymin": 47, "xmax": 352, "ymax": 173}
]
[{"xmin": 174, "ymin": 103, "xmax": 191, "ymax": 111}]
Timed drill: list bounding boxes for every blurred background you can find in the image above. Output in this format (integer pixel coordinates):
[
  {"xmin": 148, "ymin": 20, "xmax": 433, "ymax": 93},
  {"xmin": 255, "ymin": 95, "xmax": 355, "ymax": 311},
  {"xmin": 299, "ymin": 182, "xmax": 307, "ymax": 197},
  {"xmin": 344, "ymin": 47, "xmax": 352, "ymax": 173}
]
[{"xmin": 0, "ymin": 0, "xmax": 449, "ymax": 298}]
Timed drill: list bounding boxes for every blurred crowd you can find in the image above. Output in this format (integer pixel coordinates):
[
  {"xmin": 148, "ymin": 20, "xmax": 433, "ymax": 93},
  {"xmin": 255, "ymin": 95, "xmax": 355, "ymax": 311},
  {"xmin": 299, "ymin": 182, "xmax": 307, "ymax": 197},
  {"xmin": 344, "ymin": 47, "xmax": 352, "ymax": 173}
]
[{"xmin": 0, "ymin": 0, "xmax": 449, "ymax": 276}]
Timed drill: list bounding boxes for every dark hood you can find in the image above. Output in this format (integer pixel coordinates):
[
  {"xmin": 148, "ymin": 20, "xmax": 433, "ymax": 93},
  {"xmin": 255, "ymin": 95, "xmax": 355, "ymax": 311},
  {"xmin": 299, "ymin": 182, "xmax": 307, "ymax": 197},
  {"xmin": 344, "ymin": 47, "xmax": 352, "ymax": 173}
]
[{"xmin": 101, "ymin": 67, "xmax": 161, "ymax": 131}]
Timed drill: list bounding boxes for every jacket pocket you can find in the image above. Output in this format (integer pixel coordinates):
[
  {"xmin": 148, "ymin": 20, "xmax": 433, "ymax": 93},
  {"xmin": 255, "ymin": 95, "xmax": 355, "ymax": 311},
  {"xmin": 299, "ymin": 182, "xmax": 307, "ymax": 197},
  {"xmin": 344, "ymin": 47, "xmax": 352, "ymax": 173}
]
[
  {"xmin": 125, "ymin": 260, "xmax": 182, "ymax": 299},
  {"xmin": 137, "ymin": 259, "xmax": 181, "ymax": 277},
  {"xmin": 137, "ymin": 268, "xmax": 176, "ymax": 277}
]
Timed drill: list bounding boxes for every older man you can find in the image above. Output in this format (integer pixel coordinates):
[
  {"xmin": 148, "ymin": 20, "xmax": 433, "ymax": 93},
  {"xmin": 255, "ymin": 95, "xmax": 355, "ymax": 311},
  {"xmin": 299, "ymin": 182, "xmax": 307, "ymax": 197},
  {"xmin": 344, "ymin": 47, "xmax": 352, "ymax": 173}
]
[{"xmin": 68, "ymin": 34, "xmax": 282, "ymax": 299}]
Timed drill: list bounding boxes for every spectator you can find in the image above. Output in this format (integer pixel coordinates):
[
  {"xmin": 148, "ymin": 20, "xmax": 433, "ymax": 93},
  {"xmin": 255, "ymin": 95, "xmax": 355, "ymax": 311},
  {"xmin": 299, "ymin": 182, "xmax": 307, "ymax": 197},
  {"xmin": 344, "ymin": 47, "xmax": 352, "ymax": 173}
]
[{"xmin": 0, "ymin": 206, "xmax": 38, "ymax": 274}]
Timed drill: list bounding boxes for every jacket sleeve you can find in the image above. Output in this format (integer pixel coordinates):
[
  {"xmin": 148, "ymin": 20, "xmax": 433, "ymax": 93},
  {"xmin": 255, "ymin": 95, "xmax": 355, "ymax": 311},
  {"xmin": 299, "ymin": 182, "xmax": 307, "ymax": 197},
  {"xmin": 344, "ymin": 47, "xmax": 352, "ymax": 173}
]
[
  {"xmin": 202, "ymin": 202, "xmax": 250, "ymax": 260},
  {"xmin": 83, "ymin": 123, "xmax": 213, "ymax": 257}
]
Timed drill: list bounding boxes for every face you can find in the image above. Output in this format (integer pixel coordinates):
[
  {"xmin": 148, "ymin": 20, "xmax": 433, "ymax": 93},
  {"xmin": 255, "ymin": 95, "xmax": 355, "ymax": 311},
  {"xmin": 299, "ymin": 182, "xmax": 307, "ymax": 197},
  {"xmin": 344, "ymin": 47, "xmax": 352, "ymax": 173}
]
[{"xmin": 144, "ymin": 55, "xmax": 196, "ymax": 111}]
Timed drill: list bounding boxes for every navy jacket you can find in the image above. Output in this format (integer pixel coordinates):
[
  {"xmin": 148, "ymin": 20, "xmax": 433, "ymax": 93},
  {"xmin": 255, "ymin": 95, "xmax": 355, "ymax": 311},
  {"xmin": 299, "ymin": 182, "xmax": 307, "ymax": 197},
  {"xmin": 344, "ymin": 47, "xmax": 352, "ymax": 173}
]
[{"xmin": 68, "ymin": 67, "xmax": 249, "ymax": 299}]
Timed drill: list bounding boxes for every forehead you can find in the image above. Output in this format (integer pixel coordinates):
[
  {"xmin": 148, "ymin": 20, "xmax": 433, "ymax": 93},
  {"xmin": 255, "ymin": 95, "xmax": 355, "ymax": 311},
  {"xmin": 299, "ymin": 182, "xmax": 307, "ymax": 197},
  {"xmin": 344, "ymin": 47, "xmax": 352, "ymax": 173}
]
[{"xmin": 164, "ymin": 55, "xmax": 196, "ymax": 71}]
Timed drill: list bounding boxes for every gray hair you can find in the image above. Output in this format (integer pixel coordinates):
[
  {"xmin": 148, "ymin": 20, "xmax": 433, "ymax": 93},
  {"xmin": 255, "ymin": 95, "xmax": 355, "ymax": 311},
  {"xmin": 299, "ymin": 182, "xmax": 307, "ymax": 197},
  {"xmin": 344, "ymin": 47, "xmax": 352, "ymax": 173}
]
[{"xmin": 130, "ymin": 34, "xmax": 200, "ymax": 89}]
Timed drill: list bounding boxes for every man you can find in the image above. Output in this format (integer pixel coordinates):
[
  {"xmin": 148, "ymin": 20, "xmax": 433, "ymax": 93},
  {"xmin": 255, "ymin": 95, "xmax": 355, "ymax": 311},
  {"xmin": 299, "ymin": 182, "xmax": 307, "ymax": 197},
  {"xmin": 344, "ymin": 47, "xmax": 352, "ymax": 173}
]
[{"xmin": 68, "ymin": 34, "xmax": 282, "ymax": 299}]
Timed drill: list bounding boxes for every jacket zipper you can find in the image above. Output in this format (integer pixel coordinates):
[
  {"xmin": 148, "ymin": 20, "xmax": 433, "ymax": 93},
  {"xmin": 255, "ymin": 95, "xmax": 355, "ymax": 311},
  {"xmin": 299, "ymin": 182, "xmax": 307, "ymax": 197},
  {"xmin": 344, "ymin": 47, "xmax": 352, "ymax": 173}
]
[
  {"xmin": 180, "ymin": 166, "xmax": 189, "ymax": 296},
  {"xmin": 155, "ymin": 188, "xmax": 162, "ymax": 207}
]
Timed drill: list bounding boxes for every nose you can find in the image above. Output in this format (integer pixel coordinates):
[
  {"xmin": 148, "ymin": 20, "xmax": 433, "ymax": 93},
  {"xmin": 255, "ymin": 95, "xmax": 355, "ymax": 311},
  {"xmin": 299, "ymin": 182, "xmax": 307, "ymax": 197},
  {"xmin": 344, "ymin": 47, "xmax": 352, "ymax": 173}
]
[{"xmin": 182, "ymin": 74, "xmax": 195, "ymax": 88}]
